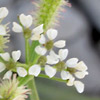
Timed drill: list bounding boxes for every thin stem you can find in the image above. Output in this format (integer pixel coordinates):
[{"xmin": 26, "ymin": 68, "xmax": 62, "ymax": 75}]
[
  {"xmin": 25, "ymin": 39, "xmax": 30, "ymax": 64},
  {"xmin": 38, "ymin": 74, "xmax": 66, "ymax": 83},
  {"xmin": 25, "ymin": 38, "xmax": 40, "ymax": 100},
  {"xmin": 28, "ymin": 78, "xmax": 40, "ymax": 100}
]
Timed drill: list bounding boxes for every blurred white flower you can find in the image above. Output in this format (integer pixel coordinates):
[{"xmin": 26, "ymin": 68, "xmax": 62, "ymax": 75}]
[
  {"xmin": 0, "ymin": 7, "xmax": 9, "ymax": 19},
  {"xmin": 0, "ymin": 50, "xmax": 27, "ymax": 79}
]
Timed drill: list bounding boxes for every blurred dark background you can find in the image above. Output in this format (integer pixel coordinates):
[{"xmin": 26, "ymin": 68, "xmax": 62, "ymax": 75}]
[{"xmin": 0, "ymin": 0, "xmax": 100, "ymax": 100}]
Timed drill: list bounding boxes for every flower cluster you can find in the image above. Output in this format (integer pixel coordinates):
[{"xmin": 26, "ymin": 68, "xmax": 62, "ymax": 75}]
[
  {"xmin": 0, "ymin": 50, "xmax": 28, "ymax": 79},
  {"xmin": 0, "ymin": 7, "xmax": 9, "ymax": 52},
  {"xmin": 0, "ymin": 75, "xmax": 30, "ymax": 100},
  {"xmin": 12, "ymin": 13, "xmax": 89, "ymax": 93}
]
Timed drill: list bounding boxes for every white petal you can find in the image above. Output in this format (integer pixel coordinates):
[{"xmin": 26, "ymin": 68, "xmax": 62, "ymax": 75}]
[
  {"xmin": 29, "ymin": 64, "xmax": 41, "ymax": 77},
  {"xmin": 59, "ymin": 49, "xmax": 68, "ymax": 61},
  {"xmin": 0, "ymin": 62, "xmax": 6, "ymax": 73},
  {"xmin": 66, "ymin": 74, "xmax": 75, "ymax": 86},
  {"xmin": 19, "ymin": 14, "xmax": 32, "ymax": 28},
  {"xmin": 35, "ymin": 46, "xmax": 47, "ymax": 55},
  {"xmin": 3, "ymin": 70, "xmax": 12, "ymax": 80},
  {"xmin": 12, "ymin": 22, "xmax": 23, "ymax": 33},
  {"xmin": 54, "ymin": 40, "xmax": 66, "ymax": 48},
  {"xmin": 75, "ymin": 61, "xmax": 88, "ymax": 71},
  {"xmin": 47, "ymin": 55, "xmax": 59, "ymax": 65},
  {"xmin": 74, "ymin": 81, "xmax": 84, "ymax": 93},
  {"xmin": 66, "ymin": 58, "xmax": 79, "ymax": 68},
  {"xmin": 74, "ymin": 71, "xmax": 89, "ymax": 79},
  {"xmin": 50, "ymin": 50, "xmax": 59, "ymax": 58},
  {"xmin": 0, "ymin": 7, "xmax": 9, "ymax": 19},
  {"xmin": 47, "ymin": 29, "xmax": 58, "ymax": 40},
  {"xmin": 0, "ymin": 25, "xmax": 6, "ymax": 35},
  {"xmin": 17, "ymin": 67, "xmax": 27, "ymax": 77},
  {"xmin": 0, "ymin": 52, "xmax": 10, "ymax": 61},
  {"xmin": 61, "ymin": 70, "xmax": 70, "ymax": 80},
  {"xmin": 39, "ymin": 34, "xmax": 46, "ymax": 44},
  {"xmin": 32, "ymin": 24, "xmax": 44, "ymax": 34},
  {"xmin": 12, "ymin": 50, "xmax": 21, "ymax": 62},
  {"xmin": 31, "ymin": 34, "xmax": 41, "ymax": 40},
  {"xmin": 45, "ymin": 65, "xmax": 56, "ymax": 78}
]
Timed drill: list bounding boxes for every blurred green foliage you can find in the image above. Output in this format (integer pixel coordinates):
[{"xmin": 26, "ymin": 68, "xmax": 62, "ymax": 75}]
[{"xmin": 34, "ymin": 78, "xmax": 100, "ymax": 100}]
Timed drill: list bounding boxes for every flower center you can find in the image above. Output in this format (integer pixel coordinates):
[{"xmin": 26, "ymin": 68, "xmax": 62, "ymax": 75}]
[
  {"xmin": 23, "ymin": 28, "xmax": 32, "ymax": 39},
  {"xmin": 45, "ymin": 40, "xmax": 54, "ymax": 50},
  {"xmin": 6, "ymin": 59, "xmax": 16, "ymax": 70},
  {"xmin": 67, "ymin": 68, "xmax": 76, "ymax": 74},
  {"xmin": 37, "ymin": 56, "xmax": 47, "ymax": 66},
  {"xmin": 55, "ymin": 61, "xmax": 66, "ymax": 71}
]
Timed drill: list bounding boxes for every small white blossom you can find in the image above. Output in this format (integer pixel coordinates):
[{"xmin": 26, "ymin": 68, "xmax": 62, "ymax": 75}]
[
  {"xmin": 45, "ymin": 49, "xmax": 69, "ymax": 80},
  {"xmin": 0, "ymin": 50, "xmax": 27, "ymax": 79},
  {"xmin": 0, "ymin": 7, "xmax": 9, "ymax": 19},
  {"xmin": 66, "ymin": 59, "xmax": 88, "ymax": 79},
  {"xmin": 35, "ymin": 29, "xmax": 66, "ymax": 55}
]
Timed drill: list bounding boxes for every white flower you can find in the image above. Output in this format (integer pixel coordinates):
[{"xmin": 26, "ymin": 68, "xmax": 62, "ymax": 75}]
[
  {"xmin": 35, "ymin": 28, "xmax": 66, "ymax": 55},
  {"xmin": 12, "ymin": 14, "xmax": 33, "ymax": 33},
  {"xmin": 0, "ymin": 7, "xmax": 9, "ymax": 19},
  {"xmin": 0, "ymin": 25, "xmax": 7, "ymax": 35},
  {"xmin": 45, "ymin": 49, "xmax": 69, "ymax": 80},
  {"xmin": 74, "ymin": 81, "xmax": 84, "ymax": 93},
  {"xmin": 0, "ymin": 50, "xmax": 27, "ymax": 79},
  {"xmin": 66, "ymin": 59, "xmax": 88, "ymax": 79}
]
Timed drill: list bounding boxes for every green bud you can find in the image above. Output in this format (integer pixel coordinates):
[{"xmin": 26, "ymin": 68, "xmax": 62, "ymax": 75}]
[
  {"xmin": 55, "ymin": 61, "xmax": 66, "ymax": 71},
  {"xmin": 37, "ymin": 56, "xmax": 47, "ymax": 66},
  {"xmin": 45, "ymin": 40, "xmax": 54, "ymax": 50},
  {"xmin": 23, "ymin": 28, "xmax": 32, "ymax": 39}
]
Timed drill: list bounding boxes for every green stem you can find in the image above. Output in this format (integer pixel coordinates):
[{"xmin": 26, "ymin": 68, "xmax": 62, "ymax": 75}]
[
  {"xmin": 25, "ymin": 38, "xmax": 40, "ymax": 100},
  {"xmin": 28, "ymin": 78, "xmax": 40, "ymax": 100},
  {"xmin": 38, "ymin": 74, "xmax": 66, "ymax": 83},
  {"xmin": 25, "ymin": 39, "xmax": 30, "ymax": 64}
]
